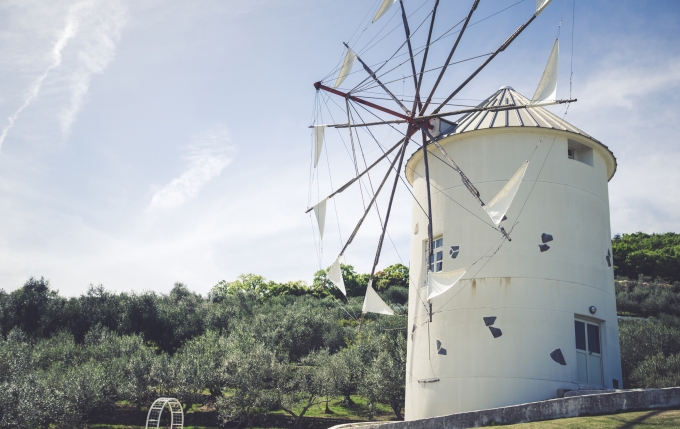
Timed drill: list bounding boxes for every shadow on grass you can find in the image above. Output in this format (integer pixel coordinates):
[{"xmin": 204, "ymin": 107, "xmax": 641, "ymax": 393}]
[{"xmin": 618, "ymin": 409, "xmax": 664, "ymax": 429}]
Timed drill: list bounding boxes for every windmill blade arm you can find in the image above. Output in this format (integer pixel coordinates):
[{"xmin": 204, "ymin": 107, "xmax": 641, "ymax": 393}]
[
  {"xmin": 309, "ymin": 99, "xmax": 577, "ymax": 130},
  {"xmin": 340, "ymin": 141, "xmax": 407, "ymax": 256},
  {"xmin": 398, "ymin": 0, "xmax": 421, "ymax": 111},
  {"xmin": 420, "ymin": 0, "xmax": 480, "ymax": 114},
  {"xmin": 304, "ymin": 138, "xmax": 404, "ymax": 213},
  {"xmin": 414, "ymin": 0, "xmax": 440, "ymax": 111},
  {"xmin": 314, "ymin": 82, "xmax": 414, "ymax": 123},
  {"xmin": 418, "ymin": 98, "xmax": 577, "ymax": 122},
  {"xmin": 420, "ymin": 125, "xmax": 485, "ymax": 207},
  {"xmin": 369, "ymin": 138, "xmax": 409, "ymax": 278},
  {"xmin": 433, "ymin": 12, "xmax": 541, "ymax": 115},
  {"xmin": 329, "ymin": 119, "xmax": 408, "ymax": 129},
  {"xmin": 344, "ymin": 43, "xmax": 412, "ymax": 115}
]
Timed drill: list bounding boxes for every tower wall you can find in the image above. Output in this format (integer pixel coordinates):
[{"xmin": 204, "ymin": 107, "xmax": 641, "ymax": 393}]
[{"xmin": 404, "ymin": 127, "xmax": 622, "ymax": 419}]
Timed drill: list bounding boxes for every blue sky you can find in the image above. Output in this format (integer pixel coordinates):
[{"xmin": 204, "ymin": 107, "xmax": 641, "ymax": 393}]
[{"xmin": 0, "ymin": 0, "xmax": 678, "ymax": 296}]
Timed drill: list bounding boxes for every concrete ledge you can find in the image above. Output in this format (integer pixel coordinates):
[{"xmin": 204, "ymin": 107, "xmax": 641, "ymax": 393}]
[{"xmin": 331, "ymin": 387, "xmax": 680, "ymax": 429}]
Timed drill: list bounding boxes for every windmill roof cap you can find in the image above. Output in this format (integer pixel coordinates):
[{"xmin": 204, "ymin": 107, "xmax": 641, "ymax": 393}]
[
  {"xmin": 498, "ymin": 85, "xmax": 514, "ymax": 90},
  {"xmin": 406, "ymin": 87, "xmax": 617, "ymax": 181},
  {"xmin": 449, "ymin": 87, "xmax": 591, "ymax": 138}
]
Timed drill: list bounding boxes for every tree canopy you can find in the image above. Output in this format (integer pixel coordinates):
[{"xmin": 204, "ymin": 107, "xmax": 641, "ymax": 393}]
[{"xmin": 613, "ymin": 232, "xmax": 680, "ymax": 282}]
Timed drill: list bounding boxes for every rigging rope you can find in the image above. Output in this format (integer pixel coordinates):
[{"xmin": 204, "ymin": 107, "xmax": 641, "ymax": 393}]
[
  {"xmin": 328, "ymin": 0, "xmax": 525, "ymax": 94},
  {"xmin": 570, "ymin": 0, "xmax": 575, "ymax": 99},
  {"xmin": 348, "ymin": 101, "xmax": 430, "ymax": 312}
]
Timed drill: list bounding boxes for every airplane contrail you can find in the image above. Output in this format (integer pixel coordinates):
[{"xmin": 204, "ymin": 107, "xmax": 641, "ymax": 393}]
[{"xmin": 0, "ymin": 1, "xmax": 93, "ymax": 152}]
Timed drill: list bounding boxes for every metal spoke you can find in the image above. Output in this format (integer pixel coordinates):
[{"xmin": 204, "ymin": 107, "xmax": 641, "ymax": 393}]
[
  {"xmin": 433, "ymin": 11, "xmax": 541, "ymax": 114},
  {"xmin": 420, "ymin": 0, "xmax": 480, "ymax": 114},
  {"xmin": 346, "ymin": 43, "xmax": 412, "ymax": 115},
  {"xmin": 415, "ymin": 0, "xmax": 440, "ymax": 112},
  {"xmin": 398, "ymin": 0, "xmax": 422, "ymax": 112},
  {"xmin": 369, "ymin": 136, "xmax": 411, "ymax": 278},
  {"xmin": 419, "ymin": 125, "xmax": 485, "ymax": 207},
  {"xmin": 305, "ymin": 137, "xmax": 405, "ymax": 213},
  {"xmin": 340, "ymin": 142, "xmax": 407, "ymax": 256}
]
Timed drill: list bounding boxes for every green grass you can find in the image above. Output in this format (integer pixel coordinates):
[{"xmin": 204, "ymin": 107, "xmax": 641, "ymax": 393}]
[
  {"xmin": 502, "ymin": 408, "xmax": 680, "ymax": 428},
  {"xmin": 91, "ymin": 426, "xmax": 223, "ymax": 429},
  {"xmin": 91, "ymin": 408, "xmax": 680, "ymax": 428},
  {"xmin": 269, "ymin": 394, "xmax": 395, "ymax": 420}
]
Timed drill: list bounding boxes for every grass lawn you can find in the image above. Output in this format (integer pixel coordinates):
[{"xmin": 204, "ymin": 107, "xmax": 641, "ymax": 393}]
[
  {"xmin": 503, "ymin": 408, "xmax": 680, "ymax": 428},
  {"xmin": 91, "ymin": 426, "xmax": 224, "ymax": 429},
  {"xmin": 269, "ymin": 394, "xmax": 395, "ymax": 420},
  {"xmin": 91, "ymin": 407, "xmax": 680, "ymax": 428}
]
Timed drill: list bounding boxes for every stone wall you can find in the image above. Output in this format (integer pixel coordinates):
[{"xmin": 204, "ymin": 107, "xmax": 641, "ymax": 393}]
[{"xmin": 331, "ymin": 387, "xmax": 680, "ymax": 429}]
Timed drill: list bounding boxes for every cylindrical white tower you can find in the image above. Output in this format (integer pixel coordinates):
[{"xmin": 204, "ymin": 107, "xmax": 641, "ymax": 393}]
[{"xmin": 404, "ymin": 87, "xmax": 622, "ymax": 420}]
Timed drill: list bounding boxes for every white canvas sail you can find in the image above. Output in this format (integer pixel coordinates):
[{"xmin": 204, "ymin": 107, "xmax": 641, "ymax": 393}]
[
  {"xmin": 372, "ymin": 0, "xmax": 397, "ymax": 23},
  {"xmin": 334, "ymin": 48, "xmax": 357, "ymax": 88},
  {"xmin": 327, "ymin": 255, "xmax": 346, "ymax": 296},
  {"xmin": 536, "ymin": 0, "xmax": 553, "ymax": 16},
  {"xmin": 362, "ymin": 281, "xmax": 394, "ymax": 315},
  {"xmin": 427, "ymin": 268, "xmax": 466, "ymax": 300},
  {"xmin": 313, "ymin": 125, "xmax": 325, "ymax": 168},
  {"xmin": 531, "ymin": 39, "xmax": 559, "ymax": 105},
  {"xmin": 313, "ymin": 198, "xmax": 327, "ymax": 240},
  {"xmin": 484, "ymin": 161, "xmax": 529, "ymax": 226}
]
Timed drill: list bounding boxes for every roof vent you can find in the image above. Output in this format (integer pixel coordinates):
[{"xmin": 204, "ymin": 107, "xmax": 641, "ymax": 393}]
[{"xmin": 498, "ymin": 85, "xmax": 514, "ymax": 90}]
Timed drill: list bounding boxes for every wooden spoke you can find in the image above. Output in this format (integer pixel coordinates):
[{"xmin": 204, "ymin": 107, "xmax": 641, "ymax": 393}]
[
  {"xmin": 346, "ymin": 43, "xmax": 412, "ymax": 115},
  {"xmin": 340, "ymin": 141, "xmax": 407, "ymax": 256},
  {"xmin": 420, "ymin": 0, "xmax": 480, "ymax": 114},
  {"xmin": 415, "ymin": 0, "xmax": 440, "ymax": 114},
  {"xmin": 433, "ymin": 12, "xmax": 541, "ymax": 114}
]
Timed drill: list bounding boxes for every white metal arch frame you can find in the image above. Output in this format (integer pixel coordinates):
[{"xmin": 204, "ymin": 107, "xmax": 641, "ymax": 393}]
[{"xmin": 145, "ymin": 397, "xmax": 184, "ymax": 429}]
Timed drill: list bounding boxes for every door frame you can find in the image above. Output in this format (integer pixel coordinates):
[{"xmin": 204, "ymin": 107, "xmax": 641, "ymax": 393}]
[{"xmin": 574, "ymin": 314, "xmax": 606, "ymax": 388}]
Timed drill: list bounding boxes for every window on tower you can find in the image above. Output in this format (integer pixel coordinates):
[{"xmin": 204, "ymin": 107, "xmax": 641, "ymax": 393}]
[
  {"xmin": 567, "ymin": 140, "xmax": 594, "ymax": 166},
  {"xmin": 429, "ymin": 237, "xmax": 444, "ymax": 272}
]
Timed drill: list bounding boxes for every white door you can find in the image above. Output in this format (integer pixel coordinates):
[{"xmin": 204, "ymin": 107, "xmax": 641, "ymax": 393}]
[{"xmin": 574, "ymin": 319, "xmax": 603, "ymax": 387}]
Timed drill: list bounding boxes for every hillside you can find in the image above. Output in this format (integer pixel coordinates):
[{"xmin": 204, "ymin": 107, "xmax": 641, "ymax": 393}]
[{"xmin": 0, "ymin": 233, "xmax": 679, "ymax": 428}]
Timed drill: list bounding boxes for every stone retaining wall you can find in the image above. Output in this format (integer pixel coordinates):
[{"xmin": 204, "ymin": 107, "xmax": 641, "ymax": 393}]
[{"xmin": 331, "ymin": 387, "xmax": 680, "ymax": 429}]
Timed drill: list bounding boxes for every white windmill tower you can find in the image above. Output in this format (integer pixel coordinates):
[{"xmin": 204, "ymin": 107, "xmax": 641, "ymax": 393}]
[
  {"xmin": 404, "ymin": 85, "xmax": 621, "ymax": 418},
  {"xmin": 307, "ymin": 0, "xmax": 622, "ymax": 420}
]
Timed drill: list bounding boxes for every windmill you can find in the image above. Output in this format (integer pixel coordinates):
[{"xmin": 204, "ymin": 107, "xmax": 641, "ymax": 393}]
[{"xmin": 308, "ymin": 0, "xmax": 622, "ymax": 418}]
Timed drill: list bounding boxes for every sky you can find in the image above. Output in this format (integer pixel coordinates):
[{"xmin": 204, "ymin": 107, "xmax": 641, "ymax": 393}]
[{"xmin": 0, "ymin": 0, "xmax": 678, "ymax": 296}]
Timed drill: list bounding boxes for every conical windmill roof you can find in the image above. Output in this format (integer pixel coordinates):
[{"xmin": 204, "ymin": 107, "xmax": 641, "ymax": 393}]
[
  {"xmin": 445, "ymin": 86, "xmax": 592, "ymax": 138},
  {"xmin": 413, "ymin": 86, "xmax": 617, "ymax": 180}
]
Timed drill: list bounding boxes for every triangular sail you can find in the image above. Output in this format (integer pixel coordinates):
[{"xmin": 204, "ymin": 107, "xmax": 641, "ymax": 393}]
[
  {"xmin": 427, "ymin": 268, "xmax": 466, "ymax": 300},
  {"xmin": 372, "ymin": 0, "xmax": 397, "ymax": 23},
  {"xmin": 327, "ymin": 255, "xmax": 346, "ymax": 296},
  {"xmin": 484, "ymin": 161, "xmax": 529, "ymax": 226},
  {"xmin": 313, "ymin": 125, "xmax": 325, "ymax": 168},
  {"xmin": 531, "ymin": 39, "xmax": 559, "ymax": 105},
  {"xmin": 334, "ymin": 48, "xmax": 356, "ymax": 88},
  {"xmin": 313, "ymin": 198, "xmax": 327, "ymax": 239},
  {"xmin": 362, "ymin": 281, "xmax": 394, "ymax": 315},
  {"xmin": 536, "ymin": 0, "xmax": 553, "ymax": 16}
]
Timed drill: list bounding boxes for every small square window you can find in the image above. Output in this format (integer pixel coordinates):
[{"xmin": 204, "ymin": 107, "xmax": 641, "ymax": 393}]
[
  {"xmin": 568, "ymin": 148, "xmax": 575, "ymax": 160},
  {"xmin": 429, "ymin": 237, "xmax": 444, "ymax": 273}
]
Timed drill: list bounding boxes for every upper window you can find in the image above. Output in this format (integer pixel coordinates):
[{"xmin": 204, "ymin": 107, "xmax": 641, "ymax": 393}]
[
  {"xmin": 567, "ymin": 140, "xmax": 593, "ymax": 167},
  {"xmin": 429, "ymin": 237, "xmax": 444, "ymax": 272}
]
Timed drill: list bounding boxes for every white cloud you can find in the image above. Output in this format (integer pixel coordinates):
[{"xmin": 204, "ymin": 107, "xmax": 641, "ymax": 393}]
[
  {"xmin": 0, "ymin": 0, "xmax": 128, "ymax": 150},
  {"xmin": 60, "ymin": 0, "xmax": 128, "ymax": 133},
  {"xmin": 147, "ymin": 127, "xmax": 234, "ymax": 211},
  {"xmin": 566, "ymin": 48, "xmax": 680, "ymax": 235},
  {"xmin": 0, "ymin": 1, "xmax": 85, "ymax": 150},
  {"xmin": 577, "ymin": 56, "xmax": 680, "ymax": 111}
]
